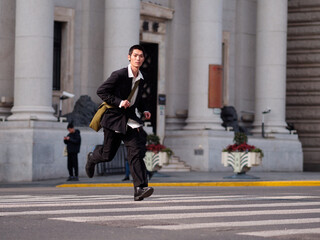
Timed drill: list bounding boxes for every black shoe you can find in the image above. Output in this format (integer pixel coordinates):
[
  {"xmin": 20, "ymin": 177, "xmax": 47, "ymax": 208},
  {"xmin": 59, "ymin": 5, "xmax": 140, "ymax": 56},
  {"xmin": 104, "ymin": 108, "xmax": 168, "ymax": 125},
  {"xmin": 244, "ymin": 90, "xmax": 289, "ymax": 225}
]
[
  {"xmin": 85, "ymin": 152, "xmax": 95, "ymax": 178},
  {"xmin": 66, "ymin": 176, "xmax": 74, "ymax": 181},
  {"xmin": 74, "ymin": 176, "xmax": 79, "ymax": 181},
  {"xmin": 134, "ymin": 187, "xmax": 154, "ymax": 201},
  {"xmin": 122, "ymin": 176, "xmax": 130, "ymax": 181}
]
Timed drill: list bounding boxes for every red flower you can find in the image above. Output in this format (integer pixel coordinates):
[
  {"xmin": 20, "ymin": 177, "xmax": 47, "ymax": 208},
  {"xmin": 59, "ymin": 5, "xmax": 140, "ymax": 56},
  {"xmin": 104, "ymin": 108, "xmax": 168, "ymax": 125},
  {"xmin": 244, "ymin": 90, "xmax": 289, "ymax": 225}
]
[
  {"xmin": 225, "ymin": 143, "xmax": 256, "ymax": 152},
  {"xmin": 146, "ymin": 144, "xmax": 166, "ymax": 153}
]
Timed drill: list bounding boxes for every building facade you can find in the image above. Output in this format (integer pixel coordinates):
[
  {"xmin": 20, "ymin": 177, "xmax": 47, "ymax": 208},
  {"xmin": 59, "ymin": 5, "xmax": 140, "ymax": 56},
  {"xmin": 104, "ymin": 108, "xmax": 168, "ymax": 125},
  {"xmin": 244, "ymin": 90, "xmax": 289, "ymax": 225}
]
[{"xmin": 0, "ymin": 0, "xmax": 316, "ymax": 182}]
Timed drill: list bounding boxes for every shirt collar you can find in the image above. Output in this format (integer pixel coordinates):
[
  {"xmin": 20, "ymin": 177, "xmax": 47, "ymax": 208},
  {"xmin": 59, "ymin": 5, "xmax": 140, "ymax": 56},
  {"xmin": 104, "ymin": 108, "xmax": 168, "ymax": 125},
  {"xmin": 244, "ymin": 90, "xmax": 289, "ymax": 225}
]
[{"xmin": 128, "ymin": 64, "xmax": 144, "ymax": 81}]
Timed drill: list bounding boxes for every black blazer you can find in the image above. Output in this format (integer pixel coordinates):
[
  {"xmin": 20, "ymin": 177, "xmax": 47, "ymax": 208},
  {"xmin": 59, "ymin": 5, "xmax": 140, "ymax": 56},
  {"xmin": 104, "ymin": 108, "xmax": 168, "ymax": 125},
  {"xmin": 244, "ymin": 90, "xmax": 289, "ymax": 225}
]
[{"xmin": 97, "ymin": 67, "xmax": 148, "ymax": 134}]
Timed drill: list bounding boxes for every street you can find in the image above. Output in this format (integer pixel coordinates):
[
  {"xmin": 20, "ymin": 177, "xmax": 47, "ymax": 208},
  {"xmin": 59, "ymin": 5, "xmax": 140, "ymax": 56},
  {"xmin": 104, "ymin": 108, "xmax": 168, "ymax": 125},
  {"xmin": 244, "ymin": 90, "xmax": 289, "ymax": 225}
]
[{"xmin": 1, "ymin": 186, "xmax": 320, "ymax": 240}]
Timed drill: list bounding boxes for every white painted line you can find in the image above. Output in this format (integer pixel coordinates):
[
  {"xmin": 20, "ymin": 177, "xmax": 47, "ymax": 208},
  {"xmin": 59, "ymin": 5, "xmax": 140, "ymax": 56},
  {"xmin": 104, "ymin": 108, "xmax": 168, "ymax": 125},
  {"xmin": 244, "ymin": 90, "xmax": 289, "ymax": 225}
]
[
  {"xmin": 254, "ymin": 196, "xmax": 320, "ymax": 200},
  {"xmin": 238, "ymin": 228, "xmax": 320, "ymax": 237},
  {"xmin": 0, "ymin": 194, "xmax": 242, "ymax": 203},
  {"xmin": 1, "ymin": 194, "xmax": 320, "ymax": 208},
  {"xmin": 0, "ymin": 196, "xmax": 257, "ymax": 208},
  {"xmin": 0, "ymin": 195, "xmax": 130, "ymax": 203},
  {"xmin": 139, "ymin": 218, "xmax": 320, "ymax": 230},
  {"xmin": 49, "ymin": 208, "xmax": 320, "ymax": 223},
  {"xmin": 2, "ymin": 201, "xmax": 320, "ymax": 217},
  {"xmin": 153, "ymin": 195, "xmax": 244, "ymax": 200}
]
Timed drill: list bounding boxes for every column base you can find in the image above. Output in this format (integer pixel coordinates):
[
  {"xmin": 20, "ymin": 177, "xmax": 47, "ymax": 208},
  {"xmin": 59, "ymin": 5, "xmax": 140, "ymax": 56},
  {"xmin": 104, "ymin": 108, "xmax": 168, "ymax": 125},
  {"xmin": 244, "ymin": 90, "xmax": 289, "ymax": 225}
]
[
  {"xmin": 166, "ymin": 116, "xmax": 187, "ymax": 130},
  {"xmin": 7, "ymin": 105, "xmax": 57, "ymax": 121},
  {"xmin": 251, "ymin": 123, "xmax": 290, "ymax": 139},
  {"xmin": 184, "ymin": 116, "xmax": 224, "ymax": 131}
]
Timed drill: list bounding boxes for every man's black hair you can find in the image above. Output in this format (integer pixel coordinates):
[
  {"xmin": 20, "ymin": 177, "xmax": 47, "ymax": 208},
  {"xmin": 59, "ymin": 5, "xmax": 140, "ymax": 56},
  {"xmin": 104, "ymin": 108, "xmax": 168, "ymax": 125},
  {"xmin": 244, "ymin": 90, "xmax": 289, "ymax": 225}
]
[
  {"xmin": 128, "ymin": 45, "xmax": 146, "ymax": 57},
  {"xmin": 67, "ymin": 122, "xmax": 74, "ymax": 129}
]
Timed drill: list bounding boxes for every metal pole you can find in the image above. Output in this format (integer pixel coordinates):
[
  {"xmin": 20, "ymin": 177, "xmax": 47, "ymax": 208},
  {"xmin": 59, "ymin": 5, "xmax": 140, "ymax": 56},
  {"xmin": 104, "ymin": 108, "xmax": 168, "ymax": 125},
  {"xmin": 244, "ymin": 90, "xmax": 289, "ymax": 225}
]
[
  {"xmin": 262, "ymin": 114, "xmax": 265, "ymax": 138},
  {"xmin": 58, "ymin": 98, "xmax": 62, "ymax": 122}
]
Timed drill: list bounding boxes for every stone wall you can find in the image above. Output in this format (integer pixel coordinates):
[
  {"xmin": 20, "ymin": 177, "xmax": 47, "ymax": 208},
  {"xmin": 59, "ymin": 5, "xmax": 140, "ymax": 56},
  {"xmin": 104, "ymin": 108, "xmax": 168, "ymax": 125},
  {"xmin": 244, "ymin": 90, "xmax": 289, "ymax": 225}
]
[
  {"xmin": 287, "ymin": 0, "xmax": 320, "ymax": 171},
  {"xmin": 164, "ymin": 130, "xmax": 303, "ymax": 172},
  {"xmin": 0, "ymin": 121, "xmax": 103, "ymax": 182}
]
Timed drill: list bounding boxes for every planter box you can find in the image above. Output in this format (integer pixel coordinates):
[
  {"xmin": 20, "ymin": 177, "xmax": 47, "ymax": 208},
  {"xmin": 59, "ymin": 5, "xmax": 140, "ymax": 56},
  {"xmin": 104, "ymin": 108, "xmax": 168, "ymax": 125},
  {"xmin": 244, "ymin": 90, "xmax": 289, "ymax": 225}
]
[
  {"xmin": 144, "ymin": 151, "xmax": 159, "ymax": 172},
  {"xmin": 247, "ymin": 152, "xmax": 262, "ymax": 167},
  {"xmin": 144, "ymin": 151, "xmax": 170, "ymax": 171},
  {"xmin": 159, "ymin": 151, "xmax": 170, "ymax": 166},
  {"xmin": 221, "ymin": 152, "xmax": 262, "ymax": 173}
]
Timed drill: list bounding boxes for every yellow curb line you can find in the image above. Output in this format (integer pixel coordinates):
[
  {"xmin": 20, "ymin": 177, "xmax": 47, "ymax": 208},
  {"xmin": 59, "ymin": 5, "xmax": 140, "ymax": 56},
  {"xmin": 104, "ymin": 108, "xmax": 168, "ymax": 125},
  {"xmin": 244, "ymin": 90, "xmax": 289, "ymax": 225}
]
[{"xmin": 56, "ymin": 180, "xmax": 320, "ymax": 188}]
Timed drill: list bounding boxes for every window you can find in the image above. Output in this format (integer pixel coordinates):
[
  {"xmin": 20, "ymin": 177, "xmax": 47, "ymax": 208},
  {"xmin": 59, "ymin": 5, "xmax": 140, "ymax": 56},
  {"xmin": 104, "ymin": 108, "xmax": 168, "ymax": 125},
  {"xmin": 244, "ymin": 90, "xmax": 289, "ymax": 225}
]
[{"xmin": 53, "ymin": 21, "xmax": 62, "ymax": 90}]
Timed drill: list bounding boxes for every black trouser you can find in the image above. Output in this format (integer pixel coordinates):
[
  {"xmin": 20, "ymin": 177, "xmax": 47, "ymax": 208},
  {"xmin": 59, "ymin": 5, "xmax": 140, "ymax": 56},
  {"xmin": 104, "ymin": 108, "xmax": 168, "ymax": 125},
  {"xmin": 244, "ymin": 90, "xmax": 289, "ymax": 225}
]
[
  {"xmin": 92, "ymin": 127, "xmax": 148, "ymax": 187},
  {"xmin": 67, "ymin": 152, "xmax": 78, "ymax": 177}
]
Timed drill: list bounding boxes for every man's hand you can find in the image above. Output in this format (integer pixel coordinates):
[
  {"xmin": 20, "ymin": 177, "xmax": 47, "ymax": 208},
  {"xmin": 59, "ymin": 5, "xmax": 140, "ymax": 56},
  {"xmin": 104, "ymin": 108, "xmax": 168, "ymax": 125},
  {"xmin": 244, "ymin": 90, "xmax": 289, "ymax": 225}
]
[
  {"xmin": 144, "ymin": 111, "xmax": 151, "ymax": 120},
  {"xmin": 121, "ymin": 100, "xmax": 131, "ymax": 109}
]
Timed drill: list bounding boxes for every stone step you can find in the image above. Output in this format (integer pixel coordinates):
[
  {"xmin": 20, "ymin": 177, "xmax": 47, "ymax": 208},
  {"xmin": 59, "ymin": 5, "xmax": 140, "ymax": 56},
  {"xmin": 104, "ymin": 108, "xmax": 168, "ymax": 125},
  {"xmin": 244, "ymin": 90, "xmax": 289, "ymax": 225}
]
[{"xmin": 158, "ymin": 156, "xmax": 191, "ymax": 172}]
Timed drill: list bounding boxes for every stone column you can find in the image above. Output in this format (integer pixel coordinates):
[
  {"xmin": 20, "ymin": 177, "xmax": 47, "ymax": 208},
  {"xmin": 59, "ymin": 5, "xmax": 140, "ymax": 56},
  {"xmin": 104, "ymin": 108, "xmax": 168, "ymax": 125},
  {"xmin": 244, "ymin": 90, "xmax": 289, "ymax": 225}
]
[
  {"xmin": 253, "ymin": 0, "xmax": 289, "ymax": 135},
  {"xmin": 184, "ymin": 0, "xmax": 224, "ymax": 130},
  {"xmin": 104, "ymin": 0, "xmax": 140, "ymax": 78},
  {"xmin": 0, "ymin": 0, "xmax": 15, "ymax": 117},
  {"xmin": 8, "ymin": 0, "xmax": 56, "ymax": 121}
]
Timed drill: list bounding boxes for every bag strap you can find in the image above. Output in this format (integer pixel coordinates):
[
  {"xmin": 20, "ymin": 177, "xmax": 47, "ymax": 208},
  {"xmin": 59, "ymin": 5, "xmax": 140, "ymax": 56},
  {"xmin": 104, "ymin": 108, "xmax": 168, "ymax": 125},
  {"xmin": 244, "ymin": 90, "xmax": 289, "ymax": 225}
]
[
  {"xmin": 100, "ymin": 79, "xmax": 140, "ymax": 109},
  {"xmin": 127, "ymin": 80, "xmax": 140, "ymax": 102}
]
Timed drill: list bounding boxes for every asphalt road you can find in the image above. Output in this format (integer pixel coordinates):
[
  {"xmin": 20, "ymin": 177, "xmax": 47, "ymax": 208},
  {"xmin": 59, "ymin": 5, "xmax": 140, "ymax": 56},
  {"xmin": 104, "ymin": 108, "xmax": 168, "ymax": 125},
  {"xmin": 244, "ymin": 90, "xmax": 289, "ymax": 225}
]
[{"xmin": 1, "ymin": 186, "xmax": 320, "ymax": 240}]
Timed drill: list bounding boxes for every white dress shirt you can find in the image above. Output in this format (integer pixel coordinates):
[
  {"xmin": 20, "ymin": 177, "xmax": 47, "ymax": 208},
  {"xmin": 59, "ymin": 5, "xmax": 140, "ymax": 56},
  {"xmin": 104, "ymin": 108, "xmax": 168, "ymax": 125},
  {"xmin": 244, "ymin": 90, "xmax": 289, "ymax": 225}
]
[{"xmin": 119, "ymin": 65, "xmax": 145, "ymax": 129}]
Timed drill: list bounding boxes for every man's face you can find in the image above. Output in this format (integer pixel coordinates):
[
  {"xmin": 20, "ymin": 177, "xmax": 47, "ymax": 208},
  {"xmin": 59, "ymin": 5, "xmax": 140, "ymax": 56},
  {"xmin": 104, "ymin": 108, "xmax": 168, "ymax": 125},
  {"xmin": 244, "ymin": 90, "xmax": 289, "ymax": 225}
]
[{"xmin": 128, "ymin": 49, "xmax": 145, "ymax": 69}]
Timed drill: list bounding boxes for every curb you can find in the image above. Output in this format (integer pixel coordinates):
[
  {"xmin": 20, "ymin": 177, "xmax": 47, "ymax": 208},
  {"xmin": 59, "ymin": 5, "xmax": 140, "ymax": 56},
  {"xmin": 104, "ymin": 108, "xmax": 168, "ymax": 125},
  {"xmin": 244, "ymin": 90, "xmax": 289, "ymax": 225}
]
[{"xmin": 56, "ymin": 180, "xmax": 320, "ymax": 188}]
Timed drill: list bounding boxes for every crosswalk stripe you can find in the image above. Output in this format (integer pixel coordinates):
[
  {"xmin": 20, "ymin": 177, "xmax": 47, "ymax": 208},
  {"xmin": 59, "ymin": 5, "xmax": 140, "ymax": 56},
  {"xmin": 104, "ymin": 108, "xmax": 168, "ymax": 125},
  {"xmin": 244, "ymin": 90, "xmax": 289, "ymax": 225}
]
[
  {"xmin": 0, "ymin": 195, "xmax": 131, "ymax": 203},
  {"xmin": 2, "ymin": 193, "xmax": 320, "ymax": 238},
  {"xmin": 0, "ymin": 196, "xmax": 242, "ymax": 208},
  {"xmin": 238, "ymin": 228, "xmax": 320, "ymax": 237},
  {"xmin": 1, "ymin": 195, "xmax": 319, "ymax": 208},
  {"xmin": 2, "ymin": 201, "xmax": 320, "ymax": 217},
  {"xmin": 49, "ymin": 208, "xmax": 320, "ymax": 223},
  {"xmin": 139, "ymin": 218, "xmax": 320, "ymax": 230},
  {"xmin": 1, "ymin": 194, "xmax": 318, "ymax": 202},
  {"xmin": 3, "ymin": 201, "xmax": 320, "ymax": 216},
  {"xmin": 0, "ymin": 194, "xmax": 244, "ymax": 204}
]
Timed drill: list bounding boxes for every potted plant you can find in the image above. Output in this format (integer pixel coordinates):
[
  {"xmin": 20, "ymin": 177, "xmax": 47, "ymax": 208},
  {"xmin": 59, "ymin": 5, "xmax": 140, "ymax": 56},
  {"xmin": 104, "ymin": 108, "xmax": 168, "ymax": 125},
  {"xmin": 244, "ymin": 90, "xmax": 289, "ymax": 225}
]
[
  {"xmin": 144, "ymin": 134, "xmax": 174, "ymax": 170},
  {"xmin": 221, "ymin": 132, "xmax": 264, "ymax": 174}
]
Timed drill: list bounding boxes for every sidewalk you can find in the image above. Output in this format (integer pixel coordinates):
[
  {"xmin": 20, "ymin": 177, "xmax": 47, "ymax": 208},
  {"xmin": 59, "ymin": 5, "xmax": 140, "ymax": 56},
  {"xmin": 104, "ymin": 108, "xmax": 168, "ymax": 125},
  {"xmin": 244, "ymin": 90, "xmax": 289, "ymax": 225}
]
[{"xmin": 1, "ymin": 171, "xmax": 319, "ymax": 188}]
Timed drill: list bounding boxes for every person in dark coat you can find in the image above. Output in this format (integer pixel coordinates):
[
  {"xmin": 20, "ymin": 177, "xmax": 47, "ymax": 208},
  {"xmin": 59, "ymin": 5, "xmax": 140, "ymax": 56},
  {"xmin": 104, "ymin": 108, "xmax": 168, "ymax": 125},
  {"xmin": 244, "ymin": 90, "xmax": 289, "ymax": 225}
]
[
  {"xmin": 86, "ymin": 44, "xmax": 154, "ymax": 201},
  {"xmin": 64, "ymin": 122, "xmax": 81, "ymax": 181}
]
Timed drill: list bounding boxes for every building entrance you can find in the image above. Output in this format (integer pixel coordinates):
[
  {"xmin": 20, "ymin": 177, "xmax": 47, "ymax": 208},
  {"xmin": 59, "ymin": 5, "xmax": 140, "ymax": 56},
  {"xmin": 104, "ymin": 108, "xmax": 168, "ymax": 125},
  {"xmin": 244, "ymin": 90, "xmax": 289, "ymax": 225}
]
[{"xmin": 140, "ymin": 42, "xmax": 159, "ymax": 134}]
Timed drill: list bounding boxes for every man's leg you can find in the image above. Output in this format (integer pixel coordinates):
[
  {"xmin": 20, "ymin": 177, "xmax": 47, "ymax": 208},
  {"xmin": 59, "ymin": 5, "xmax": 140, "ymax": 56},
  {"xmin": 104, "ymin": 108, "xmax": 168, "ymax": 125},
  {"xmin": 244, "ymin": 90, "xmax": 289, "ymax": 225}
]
[
  {"xmin": 86, "ymin": 128, "xmax": 121, "ymax": 178},
  {"xmin": 74, "ymin": 153, "xmax": 79, "ymax": 177},
  {"xmin": 123, "ymin": 127, "xmax": 148, "ymax": 187},
  {"xmin": 68, "ymin": 153, "xmax": 79, "ymax": 181},
  {"xmin": 92, "ymin": 129, "xmax": 121, "ymax": 162},
  {"xmin": 123, "ymin": 127, "xmax": 153, "ymax": 201},
  {"xmin": 67, "ymin": 154, "xmax": 73, "ymax": 180}
]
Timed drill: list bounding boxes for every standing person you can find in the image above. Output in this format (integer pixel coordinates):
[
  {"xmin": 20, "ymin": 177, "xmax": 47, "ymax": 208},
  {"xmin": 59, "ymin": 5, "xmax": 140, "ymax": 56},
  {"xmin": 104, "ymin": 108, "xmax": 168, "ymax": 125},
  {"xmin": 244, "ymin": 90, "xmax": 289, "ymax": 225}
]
[
  {"xmin": 86, "ymin": 44, "xmax": 154, "ymax": 201},
  {"xmin": 64, "ymin": 122, "xmax": 81, "ymax": 181},
  {"xmin": 122, "ymin": 158, "xmax": 131, "ymax": 181}
]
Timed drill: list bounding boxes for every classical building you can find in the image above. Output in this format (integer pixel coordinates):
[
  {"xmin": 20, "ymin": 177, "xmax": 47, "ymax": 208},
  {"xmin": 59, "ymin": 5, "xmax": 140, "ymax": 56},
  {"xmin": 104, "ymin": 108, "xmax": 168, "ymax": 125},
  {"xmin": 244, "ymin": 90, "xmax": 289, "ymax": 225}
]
[{"xmin": 0, "ymin": 0, "xmax": 317, "ymax": 182}]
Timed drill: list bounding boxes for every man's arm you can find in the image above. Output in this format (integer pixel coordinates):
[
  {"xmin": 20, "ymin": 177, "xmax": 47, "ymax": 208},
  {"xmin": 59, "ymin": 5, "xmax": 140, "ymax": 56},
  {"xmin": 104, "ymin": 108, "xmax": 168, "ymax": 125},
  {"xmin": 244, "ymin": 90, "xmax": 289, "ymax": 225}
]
[
  {"xmin": 97, "ymin": 71, "xmax": 123, "ymax": 107},
  {"xmin": 67, "ymin": 131, "xmax": 81, "ymax": 144}
]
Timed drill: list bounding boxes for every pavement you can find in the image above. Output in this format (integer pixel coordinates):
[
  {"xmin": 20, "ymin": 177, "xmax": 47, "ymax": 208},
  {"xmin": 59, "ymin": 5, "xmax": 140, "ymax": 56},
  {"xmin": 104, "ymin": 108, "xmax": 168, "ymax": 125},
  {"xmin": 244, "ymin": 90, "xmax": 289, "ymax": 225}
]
[{"xmin": 0, "ymin": 171, "xmax": 320, "ymax": 188}]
